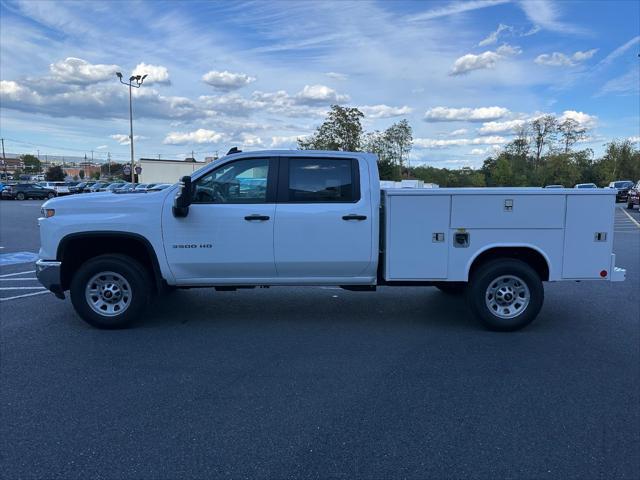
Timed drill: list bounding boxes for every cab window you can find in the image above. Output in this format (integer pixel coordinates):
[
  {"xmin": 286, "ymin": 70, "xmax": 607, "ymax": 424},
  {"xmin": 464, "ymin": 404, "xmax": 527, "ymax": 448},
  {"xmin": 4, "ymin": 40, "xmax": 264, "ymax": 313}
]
[
  {"xmin": 285, "ymin": 158, "xmax": 358, "ymax": 203},
  {"xmin": 192, "ymin": 158, "xmax": 270, "ymax": 204}
]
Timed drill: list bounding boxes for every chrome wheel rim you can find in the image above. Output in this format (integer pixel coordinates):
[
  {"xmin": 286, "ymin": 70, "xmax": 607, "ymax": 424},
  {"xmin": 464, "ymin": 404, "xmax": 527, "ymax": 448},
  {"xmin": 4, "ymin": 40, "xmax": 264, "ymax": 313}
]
[
  {"xmin": 485, "ymin": 275, "xmax": 530, "ymax": 319},
  {"xmin": 85, "ymin": 271, "xmax": 132, "ymax": 317}
]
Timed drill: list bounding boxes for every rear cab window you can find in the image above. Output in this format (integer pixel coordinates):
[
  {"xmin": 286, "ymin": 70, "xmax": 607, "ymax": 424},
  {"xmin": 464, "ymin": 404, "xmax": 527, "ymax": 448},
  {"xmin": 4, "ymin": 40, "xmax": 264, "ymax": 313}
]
[{"xmin": 279, "ymin": 157, "xmax": 360, "ymax": 203}]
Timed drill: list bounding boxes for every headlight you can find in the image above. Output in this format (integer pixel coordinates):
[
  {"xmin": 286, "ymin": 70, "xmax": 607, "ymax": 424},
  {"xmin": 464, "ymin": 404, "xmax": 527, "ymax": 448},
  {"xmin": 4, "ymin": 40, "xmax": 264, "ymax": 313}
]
[{"xmin": 41, "ymin": 208, "xmax": 55, "ymax": 218}]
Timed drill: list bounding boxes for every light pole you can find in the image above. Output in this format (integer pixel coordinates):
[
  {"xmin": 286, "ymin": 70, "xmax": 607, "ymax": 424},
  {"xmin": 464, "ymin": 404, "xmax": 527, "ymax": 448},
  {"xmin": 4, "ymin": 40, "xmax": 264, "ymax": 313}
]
[{"xmin": 115, "ymin": 72, "xmax": 147, "ymax": 183}]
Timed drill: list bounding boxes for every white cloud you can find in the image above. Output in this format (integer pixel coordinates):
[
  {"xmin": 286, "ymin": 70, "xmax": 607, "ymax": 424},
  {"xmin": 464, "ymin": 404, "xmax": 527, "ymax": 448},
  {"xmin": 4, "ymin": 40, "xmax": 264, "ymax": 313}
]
[
  {"xmin": 270, "ymin": 135, "xmax": 303, "ymax": 148},
  {"xmin": 534, "ymin": 49, "xmax": 598, "ymax": 67},
  {"xmin": 559, "ymin": 110, "xmax": 597, "ymax": 128},
  {"xmin": 202, "ymin": 70, "xmax": 256, "ymax": 90},
  {"xmin": 478, "ymin": 119, "xmax": 526, "ymax": 134},
  {"xmin": 518, "ymin": 0, "xmax": 585, "ymax": 34},
  {"xmin": 132, "ymin": 63, "xmax": 170, "ymax": 85},
  {"xmin": 49, "ymin": 57, "xmax": 119, "ymax": 84},
  {"xmin": 598, "ymin": 69, "xmax": 639, "ymax": 96},
  {"xmin": 598, "ymin": 36, "xmax": 640, "ymax": 67},
  {"xmin": 95, "ymin": 145, "xmax": 108, "ymax": 150},
  {"xmin": 110, "ymin": 134, "xmax": 146, "ymax": 145},
  {"xmin": 163, "ymin": 129, "xmax": 228, "ymax": 145},
  {"xmin": 414, "ymin": 136, "xmax": 507, "ymax": 148},
  {"xmin": 294, "ymin": 84, "xmax": 349, "ymax": 105},
  {"xmin": 424, "ymin": 106, "xmax": 510, "ymax": 122},
  {"xmin": 325, "ymin": 72, "xmax": 348, "ymax": 80},
  {"xmin": 478, "ymin": 23, "xmax": 512, "ymax": 46},
  {"xmin": 629, "ymin": 136, "xmax": 640, "ymax": 143},
  {"xmin": 449, "ymin": 129, "xmax": 468, "ymax": 136},
  {"xmin": 360, "ymin": 104, "xmax": 413, "ymax": 118},
  {"xmin": 450, "ymin": 44, "xmax": 521, "ymax": 75},
  {"xmin": 408, "ymin": 0, "xmax": 509, "ymax": 22}
]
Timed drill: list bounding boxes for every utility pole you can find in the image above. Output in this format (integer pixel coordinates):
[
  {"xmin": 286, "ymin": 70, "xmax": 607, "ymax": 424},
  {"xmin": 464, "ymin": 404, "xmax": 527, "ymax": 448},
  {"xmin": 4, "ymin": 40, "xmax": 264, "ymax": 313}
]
[
  {"xmin": 108, "ymin": 152, "xmax": 111, "ymax": 176},
  {"xmin": 91, "ymin": 150, "xmax": 94, "ymax": 162},
  {"xmin": 115, "ymin": 71, "xmax": 147, "ymax": 183}
]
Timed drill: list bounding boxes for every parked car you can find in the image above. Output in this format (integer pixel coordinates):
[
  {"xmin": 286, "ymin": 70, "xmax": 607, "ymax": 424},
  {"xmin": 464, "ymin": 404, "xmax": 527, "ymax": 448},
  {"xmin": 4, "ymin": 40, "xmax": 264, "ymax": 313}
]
[
  {"xmin": 114, "ymin": 183, "xmax": 137, "ymax": 192},
  {"xmin": 38, "ymin": 181, "xmax": 71, "ymax": 196},
  {"xmin": 69, "ymin": 181, "xmax": 93, "ymax": 194},
  {"xmin": 575, "ymin": 183, "xmax": 598, "ymax": 189},
  {"xmin": 103, "ymin": 182, "xmax": 127, "ymax": 192},
  {"xmin": 88, "ymin": 182, "xmax": 110, "ymax": 193},
  {"xmin": 544, "ymin": 185, "xmax": 564, "ymax": 188},
  {"xmin": 627, "ymin": 180, "xmax": 640, "ymax": 209},
  {"xmin": 2, "ymin": 183, "xmax": 56, "ymax": 200},
  {"xmin": 607, "ymin": 180, "xmax": 634, "ymax": 203},
  {"xmin": 134, "ymin": 183, "xmax": 155, "ymax": 191},
  {"xmin": 147, "ymin": 183, "xmax": 172, "ymax": 191},
  {"xmin": 80, "ymin": 180, "xmax": 100, "ymax": 193}
]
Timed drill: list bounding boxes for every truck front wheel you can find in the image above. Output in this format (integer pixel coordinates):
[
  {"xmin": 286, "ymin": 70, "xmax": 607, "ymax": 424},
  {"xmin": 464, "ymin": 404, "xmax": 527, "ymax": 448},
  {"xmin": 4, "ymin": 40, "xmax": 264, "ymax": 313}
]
[
  {"xmin": 70, "ymin": 254, "xmax": 151, "ymax": 329},
  {"xmin": 467, "ymin": 259, "xmax": 543, "ymax": 331}
]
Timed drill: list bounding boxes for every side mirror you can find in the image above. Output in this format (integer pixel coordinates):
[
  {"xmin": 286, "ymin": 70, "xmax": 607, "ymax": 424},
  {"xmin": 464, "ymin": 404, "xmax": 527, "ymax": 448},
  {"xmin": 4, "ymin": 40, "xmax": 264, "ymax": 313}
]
[{"xmin": 173, "ymin": 176, "xmax": 192, "ymax": 217}]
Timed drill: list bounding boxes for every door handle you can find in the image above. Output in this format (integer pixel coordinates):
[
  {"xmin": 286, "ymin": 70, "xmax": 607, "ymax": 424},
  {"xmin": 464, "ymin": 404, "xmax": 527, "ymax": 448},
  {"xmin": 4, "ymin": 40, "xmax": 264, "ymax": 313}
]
[
  {"xmin": 342, "ymin": 214, "xmax": 367, "ymax": 221},
  {"xmin": 244, "ymin": 214, "xmax": 270, "ymax": 221}
]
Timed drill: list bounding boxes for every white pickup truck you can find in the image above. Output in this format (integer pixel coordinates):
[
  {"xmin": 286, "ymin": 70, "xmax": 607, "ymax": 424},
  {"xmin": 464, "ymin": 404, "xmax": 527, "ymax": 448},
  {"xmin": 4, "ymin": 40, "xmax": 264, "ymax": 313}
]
[{"xmin": 36, "ymin": 149, "xmax": 625, "ymax": 331}]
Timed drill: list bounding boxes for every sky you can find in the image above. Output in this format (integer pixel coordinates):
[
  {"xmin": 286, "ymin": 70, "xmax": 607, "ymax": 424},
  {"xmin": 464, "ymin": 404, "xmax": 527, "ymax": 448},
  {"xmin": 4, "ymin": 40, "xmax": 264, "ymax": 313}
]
[{"xmin": 0, "ymin": 0, "xmax": 639, "ymax": 167}]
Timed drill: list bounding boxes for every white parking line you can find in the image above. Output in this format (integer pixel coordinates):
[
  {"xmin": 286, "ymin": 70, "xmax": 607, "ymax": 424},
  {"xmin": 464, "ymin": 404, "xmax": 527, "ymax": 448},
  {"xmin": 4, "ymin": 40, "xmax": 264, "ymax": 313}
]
[
  {"xmin": 620, "ymin": 208, "xmax": 640, "ymax": 228},
  {"xmin": 0, "ymin": 286, "xmax": 45, "ymax": 290},
  {"xmin": 0, "ymin": 270, "xmax": 35, "ymax": 278},
  {"xmin": 0, "ymin": 278, "xmax": 38, "ymax": 281},
  {"xmin": 0, "ymin": 290, "xmax": 51, "ymax": 302}
]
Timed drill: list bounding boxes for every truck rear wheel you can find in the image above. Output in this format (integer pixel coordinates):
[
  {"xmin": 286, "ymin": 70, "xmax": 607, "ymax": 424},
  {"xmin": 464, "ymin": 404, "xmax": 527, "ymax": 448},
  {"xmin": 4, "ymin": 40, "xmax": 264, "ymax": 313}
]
[
  {"xmin": 70, "ymin": 254, "xmax": 151, "ymax": 329},
  {"xmin": 467, "ymin": 259, "xmax": 543, "ymax": 331}
]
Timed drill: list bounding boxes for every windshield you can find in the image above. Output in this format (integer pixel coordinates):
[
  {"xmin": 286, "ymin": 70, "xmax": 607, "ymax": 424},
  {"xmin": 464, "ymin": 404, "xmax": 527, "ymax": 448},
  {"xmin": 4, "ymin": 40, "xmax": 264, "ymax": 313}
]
[{"xmin": 614, "ymin": 181, "xmax": 632, "ymax": 188}]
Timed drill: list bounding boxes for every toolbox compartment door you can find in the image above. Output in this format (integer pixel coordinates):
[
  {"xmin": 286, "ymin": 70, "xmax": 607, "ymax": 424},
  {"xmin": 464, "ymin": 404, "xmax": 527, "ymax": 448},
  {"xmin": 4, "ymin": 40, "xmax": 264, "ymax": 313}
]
[{"xmin": 385, "ymin": 195, "xmax": 450, "ymax": 280}]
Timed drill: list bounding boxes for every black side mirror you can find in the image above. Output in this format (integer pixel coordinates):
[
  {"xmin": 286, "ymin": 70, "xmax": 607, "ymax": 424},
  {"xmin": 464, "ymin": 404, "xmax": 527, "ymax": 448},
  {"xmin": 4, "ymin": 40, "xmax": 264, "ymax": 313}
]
[{"xmin": 173, "ymin": 176, "xmax": 192, "ymax": 217}]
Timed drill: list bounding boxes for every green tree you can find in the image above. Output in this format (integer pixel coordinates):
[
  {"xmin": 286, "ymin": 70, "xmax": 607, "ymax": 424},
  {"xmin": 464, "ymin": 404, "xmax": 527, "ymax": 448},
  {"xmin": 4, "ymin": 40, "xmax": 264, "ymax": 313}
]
[
  {"xmin": 92, "ymin": 171, "xmax": 101, "ymax": 180},
  {"xmin": 531, "ymin": 115, "xmax": 557, "ymax": 166},
  {"xmin": 298, "ymin": 105, "xmax": 364, "ymax": 151},
  {"xmin": 384, "ymin": 119, "xmax": 413, "ymax": 177},
  {"xmin": 79, "ymin": 169, "xmax": 85, "ymax": 179},
  {"xmin": 45, "ymin": 165, "xmax": 65, "ymax": 181},
  {"xmin": 558, "ymin": 118, "xmax": 587, "ymax": 153},
  {"xmin": 21, "ymin": 154, "xmax": 42, "ymax": 174},
  {"xmin": 492, "ymin": 156, "xmax": 514, "ymax": 186},
  {"xmin": 541, "ymin": 153, "xmax": 580, "ymax": 187},
  {"xmin": 595, "ymin": 139, "xmax": 640, "ymax": 183}
]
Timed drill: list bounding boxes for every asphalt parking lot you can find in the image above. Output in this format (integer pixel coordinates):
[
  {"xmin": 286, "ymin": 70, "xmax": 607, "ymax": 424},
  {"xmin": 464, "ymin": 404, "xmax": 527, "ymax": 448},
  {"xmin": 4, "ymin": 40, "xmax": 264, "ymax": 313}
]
[{"xmin": 1, "ymin": 199, "xmax": 639, "ymax": 479}]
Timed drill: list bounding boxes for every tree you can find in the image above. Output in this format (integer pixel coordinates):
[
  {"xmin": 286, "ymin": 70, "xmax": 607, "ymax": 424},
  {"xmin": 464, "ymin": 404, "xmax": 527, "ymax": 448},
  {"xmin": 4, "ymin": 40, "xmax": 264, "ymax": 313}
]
[
  {"xmin": 384, "ymin": 119, "xmax": 413, "ymax": 176},
  {"xmin": 79, "ymin": 169, "xmax": 85, "ymax": 179},
  {"xmin": 45, "ymin": 165, "xmax": 65, "ymax": 181},
  {"xmin": 558, "ymin": 118, "xmax": 587, "ymax": 153},
  {"xmin": 298, "ymin": 105, "xmax": 364, "ymax": 151},
  {"xmin": 21, "ymin": 154, "xmax": 42, "ymax": 174},
  {"xmin": 531, "ymin": 115, "xmax": 557, "ymax": 166},
  {"xmin": 596, "ymin": 139, "xmax": 640, "ymax": 183},
  {"xmin": 91, "ymin": 171, "xmax": 101, "ymax": 180}
]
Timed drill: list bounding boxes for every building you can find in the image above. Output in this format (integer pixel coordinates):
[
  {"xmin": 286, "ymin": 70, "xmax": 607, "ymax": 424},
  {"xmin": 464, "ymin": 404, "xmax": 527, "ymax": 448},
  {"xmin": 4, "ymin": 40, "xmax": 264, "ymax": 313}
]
[{"xmin": 137, "ymin": 158, "xmax": 213, "ymax": 184}]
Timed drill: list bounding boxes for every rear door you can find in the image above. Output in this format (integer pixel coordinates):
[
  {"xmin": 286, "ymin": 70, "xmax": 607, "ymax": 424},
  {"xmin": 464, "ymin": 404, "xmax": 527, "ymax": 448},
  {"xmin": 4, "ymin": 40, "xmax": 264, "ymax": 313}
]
[{"xmin": 273, "ymin": 156, "xmax": 373, "ymax": 278}]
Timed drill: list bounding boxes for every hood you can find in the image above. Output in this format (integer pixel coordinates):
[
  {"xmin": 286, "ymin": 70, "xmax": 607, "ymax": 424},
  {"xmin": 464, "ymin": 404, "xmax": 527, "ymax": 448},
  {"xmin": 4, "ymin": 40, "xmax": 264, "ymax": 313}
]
[{"xmin": 42, "ymin": 187, "xmax": 177, "ymax": 214}]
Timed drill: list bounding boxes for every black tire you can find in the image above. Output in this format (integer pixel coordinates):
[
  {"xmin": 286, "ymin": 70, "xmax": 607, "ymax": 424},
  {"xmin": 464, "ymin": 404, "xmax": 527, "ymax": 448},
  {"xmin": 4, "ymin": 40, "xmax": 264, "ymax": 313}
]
[
  {"xmin": 70, "ymin": 254, "xmax": 151, "ymax": 329},
  {"xmin": 467, "ymin": 259, "xmax": 543, "ymax": 331},
  {"xmin": 628, "ymin": 201, "xmax": 634, "ymax": 210},
  {"xmin": 16, "ymin": 192, "xmax": 25, "ymax": 201},
  {"xmin": 435, "ymin": 282, "xmax": 467, "ymax": 295},
  {"xmin": 47, "ymin": 192, "xmax": 55, "ymax": 199}
]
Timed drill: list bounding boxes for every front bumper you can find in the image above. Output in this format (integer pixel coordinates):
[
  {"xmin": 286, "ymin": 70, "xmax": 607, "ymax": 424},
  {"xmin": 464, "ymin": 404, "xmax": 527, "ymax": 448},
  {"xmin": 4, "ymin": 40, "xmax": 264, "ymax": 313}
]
[{"xmin": 35, "ymin": 259, "xmax": 65, "ymax": 299}]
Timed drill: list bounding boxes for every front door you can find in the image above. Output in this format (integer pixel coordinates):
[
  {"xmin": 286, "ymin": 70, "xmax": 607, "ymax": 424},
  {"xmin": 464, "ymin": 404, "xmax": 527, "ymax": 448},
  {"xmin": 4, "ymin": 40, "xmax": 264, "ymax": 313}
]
[
  {"xmin": 163, "ymin": 157, "xmax": 278, "ymax": 283},
  {"xmin": 273, "ymin": 156, "xmax": 373, "ymax": 279}
]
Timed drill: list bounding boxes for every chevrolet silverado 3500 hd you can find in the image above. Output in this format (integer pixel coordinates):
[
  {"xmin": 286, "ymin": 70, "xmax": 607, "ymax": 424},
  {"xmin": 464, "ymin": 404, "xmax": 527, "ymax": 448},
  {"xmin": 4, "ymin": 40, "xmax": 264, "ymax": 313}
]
[{"xmin": 36, "ymin": 150, "xmax": 626, "ymax": 330}]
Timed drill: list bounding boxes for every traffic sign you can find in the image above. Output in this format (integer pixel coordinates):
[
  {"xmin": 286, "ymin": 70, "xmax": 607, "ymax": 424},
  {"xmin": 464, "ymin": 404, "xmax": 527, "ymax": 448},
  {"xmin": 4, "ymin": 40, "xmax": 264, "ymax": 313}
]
[
  {"xmin": 123, "ymin": 165, "xmax": 131, "ymax": 175},
  {"xmin": 135, "ymin": 166, "xmax": 142, "ymax": 174}
]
